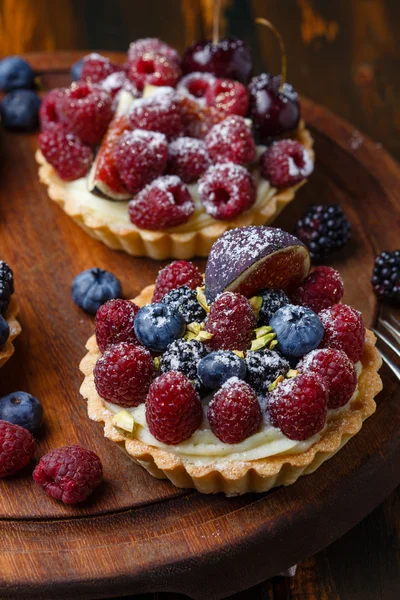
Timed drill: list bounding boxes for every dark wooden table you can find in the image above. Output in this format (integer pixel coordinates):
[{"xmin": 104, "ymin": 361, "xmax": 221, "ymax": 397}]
[{"xmin": 0, "ymin": 1, "xmax": 399, "ymax": 599}]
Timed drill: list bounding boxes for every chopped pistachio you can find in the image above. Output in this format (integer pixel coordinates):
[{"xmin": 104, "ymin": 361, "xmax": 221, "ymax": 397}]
[
  {"xmin": 287, "ymin": 369, "xmax": 299, "ymax": 379},
  {"xmin": 268, "ymin": 375, "xmax": 285, "ymax": 392},
  {"xmin": 269, "ymin": 339, "xmax": 278, "ymax": 350},
  {"xmin": 249, "ymin": 296, "xmax": 263, "ymax": 314},
  {"xmin": 187, "ymin": 322, "xmax": 201, "ymax": 334},
  {"xmin": 196, "ymin": 286, "xmax": 210, "ymax": 313},
  {"xmin": 196, "ymin": 330, "xmax": 213, "ymax": 341},
  {"xmin": 153, "ymin": 356, "xmax": 160, "ymax": 370},
  {"xmin": 184, "ymin": 331, "xmax": 197, "ymax": 342},
  {"xmin": 233, "ymin": 350, "xmax": 245, "ymax": 358},
  {"xmin": 250, "ymin": 332, "xmax": 276, "ymax": 351},
  {"xmin": 254, "ymin": 325, "xmax": 272, "ymax": 338},
  {"xmin": 112, "ymin": 410, "xmax": 135, "ymax": 433}
]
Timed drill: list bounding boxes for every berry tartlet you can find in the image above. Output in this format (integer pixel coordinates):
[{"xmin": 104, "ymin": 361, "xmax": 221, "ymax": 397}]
[
  {"xmin": 80, "ymin": 227, "xmax": 382, "ymax": 495},
  {"xmin": 0, "ymin": 261, "xmax": 21, "ymax": 369},
  {"xmin": 37, "ymin": 38, "xmax": 314, "ymax": 260}
]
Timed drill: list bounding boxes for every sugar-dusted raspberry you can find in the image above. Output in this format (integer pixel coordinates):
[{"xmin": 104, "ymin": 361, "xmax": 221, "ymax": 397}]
[
  {"xmin": 33, "ymin": 445, "xmax": 102, "ymax": 504},
  {"xmin": 205, "ymin": 115, "xmax": 256, "ymax": 165},
  {"xmin": 268, "ymin": 372, "xmax": 328, "ymax": 440},
  {"xmin": 39, "ymin": 87, "xmax": 66, "ymax": 130},
  {"xmin": 205, "ymin": 78, "xmax": 249, "ymax": 117},
  {"xmin": 127, "ymin": 51, "xmax": 181, "ymax": 91},
  {"xmin": 298, "ymin": 348, "xmax": 357, "ymax": 409},
  {"xmin": 261, "ymin": 139, "xmax": 313, "ymax": 188},
  {"xmin": 129, "ymin": 91, "xmax": 183, "ymax": 140},
  {"xmin": 128, "ymin": 38, "xmax": 180, "ymax": 65},
  {"xmin": 38, "ymin": 124, "xmax": 93, "ymax": 181},
  {"xmin": 319, "ymin": 304, "xmax": 365, "ymax": 363},
  {"xmin": 145, "ymin": 371, "xmax": 202, "ymax": 444},
  {"xmin": 0, "ymin": 420, "xmax": 36, "ymax": 478},
  {"xmin": 60, "ymin": 82, "xmax": 113, "ymax": 145},
  {"xmin": 95, "ymin": 299, "xmax": 140, "ymax": 353},
  {"xmin": 290, "ymin": 266, "xmax": 344, "ymax": 314},
  {"xmin": 198, "ymin": 162, "xmax": 256, "ymax": 220},
  {"xmin": 152, "ymin": 261, "xmax": 203, "ymax": 303},
  {"xmin": 177, "ymin": 72, "xmax": 216, "ymax": 106},
  {"xmin": 115, "ymin": 129, "xmax": 168, "ymax": 194},
  {"xmin": 204, "ymin": 291, "xmax": 256, "ymax": 351},
  {"xmin": 208, "ymin": 378, "xmax": 261, "ymax": 444},
  {"xmin": 80, "ymin": 53, "xmax": 120, "ymax": 84},
  {"xmin": 178, "ymin": 94, "xmax": 224, "ymax": 139},
  {"xmin": 94, "ymin": 342, "xmax": 155, "ymax": 407},
  {"xmin": 101, "ymin": 71, "xmax": 138, "ymax": 100},
  {"xmin": 167, "ymin": 137, "xmax": 210, "ymax": 183},
  {"xmin": 129, "ymin": 175, "xmax": 194, "ymax": 230}
]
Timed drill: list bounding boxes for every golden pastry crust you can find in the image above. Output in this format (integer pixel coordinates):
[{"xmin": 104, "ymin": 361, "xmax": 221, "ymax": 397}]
[
  {"xmin": 37, "ymin": 123, "xmax": 314, "ymax": 260},
  {"xmin": 80, "ymin": 284, "xmax": 383, "ymax": 496},
  {"xmin": 0, "ymin": 297, "xmax": 21, "ymax": 369}
]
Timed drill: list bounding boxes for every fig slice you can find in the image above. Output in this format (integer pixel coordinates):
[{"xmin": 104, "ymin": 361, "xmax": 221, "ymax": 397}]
[{"xmin": 204, "ymin": 226, "xmax": 310, "ymax": 302}]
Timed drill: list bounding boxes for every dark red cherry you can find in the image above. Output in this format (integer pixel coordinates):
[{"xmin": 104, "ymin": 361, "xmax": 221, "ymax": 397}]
[
  {"xmin": 181, "ymin": 38, "xmax": 252, "ymax": 84},
  {"xmin": 248, "ymin": 73, "xmax": 300, "ymax": 140}
]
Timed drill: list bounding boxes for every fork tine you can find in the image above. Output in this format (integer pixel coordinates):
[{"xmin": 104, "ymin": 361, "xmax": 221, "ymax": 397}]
[
  {"xmin": 373, "ymin": 328, "xmax": 400, "ymax": 359},
  {"xmin": 390, "ymin": 314, "xmax": 400, "ymax": 330},
  {"xmin": 379, "ymin": 318, "xmax": 400, "ymax": 345},
  {"xmin": 376, "ymin": 348, "xmax": 400, "ymax": 382}
]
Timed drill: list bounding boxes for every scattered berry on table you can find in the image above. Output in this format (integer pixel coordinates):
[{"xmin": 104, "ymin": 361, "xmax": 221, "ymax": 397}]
[
  {"xmin": 95, "ymin": 299, "xmax": 140, "ymax": 353},
  {"xmin": 145, "ymin": 371, "xmax": 202, "ymax": 445},
  {"xmin": 205, "ymin": 78, "xmax": 249, "ymax": 117},
  {"xmin": 32, "ymin": 445, "xmax": 103, "ymax": 504},
  {"xmin": 319, "ymin": 304, "xmax": 365, "ymax": 363},
  {"xmin": 0, "ymin": 420, "xmax": 36, "ymax": 478},
  {"xmin": 129, "ymin": 91, "xmax": 183, "ymax": 140},
  {"xmin": 152, "ymin": 261, "xmax": 203, "ymax": 303},
  {"xmin": 0, "ymin": 260, "xmax": 14, "ymax": 316},
  {"xmin": 177, "ymin": 72, "xmax": 216, "ymax": 106},
  {"xmin": 290, "ymin": 266, "xmax": 344, "ymax": 314},
  {"xmin": 208, "ymin": 378, "xmax": 261, "ymax": 444},
  {"xmin": 198, "ymin": 162, "xmax": 256, "ymax": 220},
  {"xmin": 371, "ymin": 250, "xmax": 400, "ymax": 305},
  {"xmin": 197, "ymin": 351, "xmax": 247, "ymax": 390},
  {"xmin": 39, "ymin": 88, "xmax": 66, "ymax": 129},
  {"xmin": 0, "ymin": 392, "xmax": 43, "ymax": 433},
  {"xmin": 298, "ymin": 348, "xmax": 357, "ymax": 409},
  {"xmin": 182, "ymin": 38, "xmax": 253, "ymax": 84},
  {"xmin": 72, "ymin": 268, "xmax": 122, "ymax": 314},
  {"xmin": 294, "ymin": 204, "xmax": 351, "ymax": 260},
  {"xmin": 0, "ymin": 56, "xmax": 35, "ymax": 91},
  {"xmin": 161, "ymin": 286, "xmax": 206, "ymax": 324},
  {"xmin": 205, "ymin": 115, "xmax": 255, "ymax": 165},
  {"xmin": 257, "ymin": 289, "xmax": 290, "ymax": 326},
  {"xmin": 160, "ymin": 338, "xmax": 208, "ymax": 395},
  {"xmin": 260, "ymin": 139, "xmax": 313, "ymax": 188},
  {"xmin": 94, "ymin": 342, "xmax": 155, "ymax": 407},
  {"xmin": 167, "ymin": 137, "xmax": 210, "ymax": 183},
  {"xmin": 0, "ymin": 90, "xmax": 41, "ymax": 131},
  {"xmin": 39, "ymin": 124, "xmax": 93, "ymax": 181},
  {"xmin": 71, "ymin": 58, "xmax": 84, "ymax": 81},
  {"xmin": 0, "ymin": 315, "xmax": 10, "ymax": 349},
  {"xmin": 127, "ymin": 51, "xmax": 181, "ymax": 91},
  {"xmin": 127, "ymin": 38, "xmax": 181, "ymax": 65},
  {"xmin": 80, "ymin": 53, "xmax": 120, "ymax": 84},
  {"xmin": 204, "ymin": 292, "xmax": 256, "ymax": 351},
  {"xmin": 134, "ymin": 303, "xmax": 186, "ymax": 352},
  {"xmin": 270, "ymin": 304, "xmax": 324, "ymax": 357},
  {"xmin": 245, "ymin": 349, "xmax": 290, "ymax": 395}
]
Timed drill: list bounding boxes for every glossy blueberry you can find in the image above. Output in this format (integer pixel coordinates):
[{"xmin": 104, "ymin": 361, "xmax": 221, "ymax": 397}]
[
  {"xmin": 72, "ymin": 268, "xmax": 122, "ymax": 314},
  {"xmin": 0, "ymin": 56, "xmax": 35, "ymax": 91},
  {"xmin": 0, "ymin": 90, "xmax": 41, "ymax": 131},
  {"xmin": 0, "ymin": 391, "xmax": 43, "ymax": 433},
  {"xmin": 0, "ymin": 315, "xmax": 10, "ymax": 349},
  {"xmin": 270, "ymin": 304, "xmax": 324, "ymax": 358},
  {"xmin": 197, "ymin": 351, "xmax": 247, "ymax": 389},
  {"xmin": 71, "ymin": 58, "xmax": 84, "ymax": 81},
  {"xmin": 134, "ymin": 303, "xmax": 186, "ymax": 352}
]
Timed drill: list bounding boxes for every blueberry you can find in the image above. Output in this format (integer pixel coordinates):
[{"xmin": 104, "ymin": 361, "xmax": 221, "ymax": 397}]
[
  {"xmin": 0, "ymin": 56, "xmax": 35, "ymax": 91},
  {"xmin": 71, "ymin": 58, "xmax": 84, "ymax": 81},
  {"xmin": 0, "ymin": 90, "xmax": 41, "ymax": 132},
  {"xmin": 0, "ymin": 391, "xmax": 43, "ymax": 433},
  {"xmin": 270, "ymin": 304, "xmax": 324, "ymax": 357},
  {"xmin": 72, "ymin": 268, "xmax": 122, "ymax": 314},
  {"xmin": 197, "ymin": 351, "xmax": 247, "ymax": 389},
  {"xmin": 0, "ymin": 315, "xmax": 10, "ymax": 349},
  {"xmin": 134, "ymin": 303, "xmax": 186, "ymax": 352}
]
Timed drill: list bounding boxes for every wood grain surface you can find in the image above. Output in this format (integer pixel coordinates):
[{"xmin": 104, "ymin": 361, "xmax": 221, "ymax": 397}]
[{"xmin": 0, "ymin": 1, "xmax": 399, "ymax": 599}]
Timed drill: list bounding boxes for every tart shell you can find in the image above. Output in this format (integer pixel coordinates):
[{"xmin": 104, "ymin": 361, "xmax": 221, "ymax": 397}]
[
  {"xmin": 37, "ymin": 122, "xmax": 314, "ymax": 260},
  {"xmin": 80, "ymin": 284, "xmax": 383, "ymax": 496},
  {"xmin": 0, "ymin": 297, "xmax": 21, "ymax": 369}
]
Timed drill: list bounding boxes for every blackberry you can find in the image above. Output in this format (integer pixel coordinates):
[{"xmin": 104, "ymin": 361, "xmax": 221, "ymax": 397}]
[
  {"xmin": 245, "ymin": 349, "xmax": 290, "ymax": 395},
  {"xmin": 258, "ymin": 289, "xmax": 289, "ymax": 325},
  {"xmin": 0, "ymin": 261, "xmax": 14, "ymax": 316},
  {"xmin": 161, "ymin": 285, "xmax": 206, "ymax": 324},
  {"xmin": 294, "ymin": 204, "xmax": 351, "ymax": 260},
  {"xmin": 371, "ymin": 250, "xmax": 400, "ymax": 304},
  {"xmin": 160, "ymin": 338, "xmax": 208, "ymax": 396}
]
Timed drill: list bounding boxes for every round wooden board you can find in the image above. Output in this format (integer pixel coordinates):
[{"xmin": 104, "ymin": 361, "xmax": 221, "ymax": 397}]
[{"xmin": 1, "ymin": 53, "xmax": 399, "ymax": 600}]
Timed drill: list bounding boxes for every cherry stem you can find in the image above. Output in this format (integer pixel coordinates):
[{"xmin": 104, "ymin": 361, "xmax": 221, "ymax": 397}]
[
  {"xmin": 256, "ymin": 17, "xmax": 287, "ymax": 90},
  {"xmin": 213, "ymin": 0, "xmax": 222, "ymax": 46}
]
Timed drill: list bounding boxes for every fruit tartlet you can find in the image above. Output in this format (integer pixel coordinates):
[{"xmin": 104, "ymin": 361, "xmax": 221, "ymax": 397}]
[
  {"xmin": 37, "ymin": 37, "xmax": 314, "ymax": 260},
  {"xmin": 80, "ymin": 227, "xmax": 382, "ymax": 495},
  {"xmin": 0, "ymin": 261, "xmax": 21, "ymax": 368}
]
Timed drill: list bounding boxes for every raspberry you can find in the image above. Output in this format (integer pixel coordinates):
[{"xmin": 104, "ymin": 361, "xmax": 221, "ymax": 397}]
[
  {"xmin": 245, "ymin": 349, "xmax": 290, "ymax": 395},
  {"xmin": 145, "ymin": 371, "xmax": 202, "ymax": 444},
  {"xmin": 39, "ymin": 88, "xmax": 66, "ymax": 130},
  {"xmin": 208, "ymin": 378, "xmax": 261, "ymax": 444},
  {"xmin": 261, "ymin": 139, "xmax": 313, "ymax": 188},
  {"xmin": 95, "ymin": 299, "xmax": 140, "ymax": 353},
  {"xmin": 80, "ymin": 53, "xmax": 120, "ymax": 84},
  {"xmin": 128, "ymin": 38, "xmax": 180, "ymax": 65},
  {"xmin": 177, "ymin": 72, "xmax": 216, "ymax": 106},
  {"xmin": 258, "ymin": 289, "xmax": 289, "ymax": 326},
  {"xmin": 290, "ymin": 266, "xmax": 344, "ymax": 314},
  {"xmin": 298, "ymin": 348, "xmax": 357, "ymax": 409},
  {"xmin": 39, "ymin": 124, "xmax": 93, "ymax": 181},
  {"xmin": 161, "ymin": 285, "xmax": 206, "ymax": 324},
  {"xmin": 371, "ymin": 250, "xmax": 400, "ymax": 304},
  {"xmin": 159, "ymin": 338, "xmax": 208, "ymax": 395},
  {"xmin": 101, "ymin": 71, "xmax": 138, "ymax": 100},
  {"xmin": 205, "ymin": 116, "xmax": 256, "ymax": 165},
  {"xmin": 0, "ymin": 420, "xmax": 36, "ymax": 477},
  {"xmin": 198, "ymin": 163, "xmax": 256, "ymax": 220},
  {"xmin": 178, "ymin": 94, "xmax": 224, "ymax": 139},
  {"xmin": 129, "ymin": 175, "xmax": 194, "ymax": 230},
  {"xmin": 167, "ymin": 137, "xmax": 210, "ymax": 183},
  {"xmin": 294, "ymin": 204, "xmax": 351, "ymax": 260},
  {"xmin": 205, "ymin": 78, "xmax": 249, "ymax": 117},
  {"xmin": 319, "ymin": 304, "xmax": 365, "ymax": 363},
  {"xmin": 204, "ymin": 292, "xmax": 256, "ymax": 351},
  {"xmin": 268, "ymin": 373, "xmax": 328, "ymax": 440},
  {"xmin": 0, "ymin": 261, "xmax": 13, "ymax": 316},
  {"xmin": 94, "ymin": 342, "xmax": 155, "ymax": 407},
  {"xmin": 127, "ymin": 52, "xmax": 181, "ymax": 91},
  {"xmin": 129, "ymin": 91, "xmax": 183, "ymax": 140},
  {"xmin": 60, "ymin": 82, "xmax": 113, "ymax": 145},
  {"xmin": 152, "ymin": 261, "xmax": 203, "ymax": 303},
  {"xmin": 115, "ymin": 129, "xmax": 168, "ymax": 194},
  {"xmin": 32, "ymin": 445, "xmax": 102, "ymax": 504}
]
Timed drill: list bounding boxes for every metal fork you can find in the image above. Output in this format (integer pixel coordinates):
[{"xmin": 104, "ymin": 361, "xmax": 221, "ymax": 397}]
[{"xmin": 372, "ymin": 315, "xmax": 400, "ymax": 381}]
